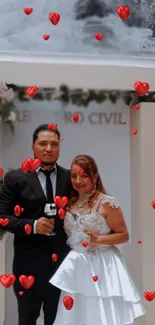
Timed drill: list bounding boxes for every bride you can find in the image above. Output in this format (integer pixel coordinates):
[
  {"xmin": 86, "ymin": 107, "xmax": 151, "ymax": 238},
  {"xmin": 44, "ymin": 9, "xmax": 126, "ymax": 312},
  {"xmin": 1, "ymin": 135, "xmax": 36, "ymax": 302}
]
[{"xmin": 49, "ymin": 154, "xmax": 145, "ymax": 325}]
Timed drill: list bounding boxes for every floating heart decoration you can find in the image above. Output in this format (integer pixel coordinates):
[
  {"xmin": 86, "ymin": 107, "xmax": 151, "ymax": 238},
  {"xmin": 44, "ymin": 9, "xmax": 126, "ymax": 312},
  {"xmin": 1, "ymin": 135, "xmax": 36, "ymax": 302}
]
[
  {"xmin": 48, "ymin": 124, "xmax": 57, "ymax": 131},
  {"xmin": 0, "ymin": 168, "xmax": 4, "ymax": 179},
  {"xmin": 26, "ymin": 86, "xmax": 38, "ymax": 97},
  {"xmin": 117, "ymin": 6, "xmax": 130, "ymax": 20},
  {"xmin": 49, "ymin": 12, "xmax": 60, "ymax": 25},
  {"xmin": 151, "ymin": 200, "xmax": 155, "ymax": 209},
  {"xmin": 144, "ymin": 291, "xmax": 155, "ymax": 302},
  {"xmin": 132, "ymin": 129, "xmax": 138, "ymax": 135},
  {"xmin": 63, "ymin": 296, "xmax": 74, "ymax": 310},
  {"xmin": 24, "ymin": 8, "xmax": 33, "ymax": 15},
  {"xmin": 58, "ymin": 208, "xmax": 66, "ymax": 219},
  {"xmin": 19, "ymin": 291, "xmax": 24, "ymax": 296},
  {"xmin": 14, "ymin": 205, "xmax": 21, "ymax": 217},
  {"xmin": 54, "ymin": 196, "xmax": 68, "ymax": 208},
  {"xmin": 32, "ymin": 159, "xmax": 41, "ymax": 171},
  {"xmin": 92, "ymin": 275, "xmax": 98, "ymax": 282},
  {"xmin": 134, "ymin": 81, "xmax": 149, "ymax": 96},
  {"xmin": 72, "ymin": 113, "xmax": 79, "ymax": 123},
  {"xmin": 52, "ymin": 253, "xmax": 58, "ymax": 262},
  {"xmin": 82, "ymin": 241, "xmax": 89, "ymax": 247},
  {"xmin": 24, "ymin": 158, "xmax": 41, "ymax": 172},
  {"xmin": 0, "ymin": 274, "xmax": 16, "ymax": 288},
  {"xmin": 19, "ymin": 275, "xmax": 35, "ymax": 289},
  {"xmin": 77, "ymin": 168, "xmax": 84, "ymax": 175},
  {"xmin": 24, "ymin": 224, "xmax": 32, "ymax": 235},
  {"xmin": 21, "ymin": 208, "xmax": 24, "ymax": 212},
  {"xmin": 0, "ymin": 218, "xmax": 9, "ymax": 227},
  {"xmin": 43, "ymin": 34, "xmax": 50, "ymax": 41},
  {"xmin": 138, "ymin": 240, "xmax": 142, "ymax": 244},
  {"xmin": 135, "ymin": 104, "xmax": 140, "ymax": 110},
  {"xmin": 95, "ymin": 33, "xmax": 104, "ymax": 41},
  {"xmin": 60, "ymin": 138, "xmax": 64, "ymax": 142},
  {"xmin": 21, "ymin": 162, "xmax": 28, "ymax": 173}
]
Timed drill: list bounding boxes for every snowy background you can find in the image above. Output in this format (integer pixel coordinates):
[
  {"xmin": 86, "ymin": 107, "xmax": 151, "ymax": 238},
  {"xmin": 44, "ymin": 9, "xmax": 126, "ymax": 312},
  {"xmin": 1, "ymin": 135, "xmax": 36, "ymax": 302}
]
[{"xmin": 0, "ymin": 0, "xmax": 155, "ymax": 59}]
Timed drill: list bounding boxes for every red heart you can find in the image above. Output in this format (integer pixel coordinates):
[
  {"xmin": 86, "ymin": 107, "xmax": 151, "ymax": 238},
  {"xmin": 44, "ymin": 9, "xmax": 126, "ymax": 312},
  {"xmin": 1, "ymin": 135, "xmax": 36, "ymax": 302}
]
[
  {"xmin": 24, "ymin": 158, "xmax": 41, "ymax": 172},
  {"xmin": 21, "ymin": 208, "xmax": 24, "ymax": 212},
  {"xmin": 0, "ymin": 218, "xmax": 9, "ymax": 227},
  {"xmin": 24, "ymin": 8, "xmax": 33, "ymax": 15},
  {"xmin": 151, "ymin": 200, "xmax": 155, "ymax": 209},
  {"xmin": 52, "ymin": 253, "xmax": 58, "ymax": 262},
  {"xmin": 14, "ymin": 205, "xmax": 21, "ymax": 217},
  {"xmin": 0, "ymin": 168, "xmax": 4, "ymax": 179},
  {"xmin": 138, "ymin": 240, "xmax": 142, "ymax": 244},
  {"xmin": 49, "ymin": 12, "xmax": 60, "ymax": 25},
  {"xmin": 26, "ymin": 86, "xmax": 38, "ymax": 97},
  {"xmin": 132, "ymin": 129, "xmax": 138, "ymax": 135},
  {"xmin": 48, "ymin": 123, "xmax": 57, "ymax": 131},
  {"xmin": 19, "ymin": 291, "xmax": 24, "ymax": 296},
  {"xmin": 63, "ymin": 296, "xmax": 74, "ymax": 310},
  {"xmin": 24, "ymin": 224, "xmax": 32, "ymax": 235},
  {"xmin": 135, "ymin": 104, "xmax": 140, "ymax": 110},
  {"xmin": 117, "ymin": 6, "xmax": 130, "ymax": 21},
  {"xmin": 92, "ymin": 275, "xmax": 98, "ymax": 282},
  {"xmin": 19, "ymin": 275, "xmax": 35, "ymax": 289},
  {"xmin": 82, "ymin": 241, "xmax": 89, "ymax": 247},
  {"xmin": 43, "ymin": 34, "xmax": 50, "ymax": 41},
  {"xmin": 21, "ymin": 162, "xmax": 28, "ymax": 173},
  {"xmin": 58, "ymin": 208, "xmax": 66, "ymax": 219},
  {"xmin": 72, "ymin": 113, "xmax": 79, "ymax": 123},
  {"xmin": 144, "ymin": 291, "xmax": 155, "ymax": 301},
  {"xmin": 54, "ymin": 196, "xmax": 68, "ymax": 208},
  {"xmin": 95, "ymin": 33, "xmax": 104, "ymax": 41},
  {"xmin": 32, "ymin": 159, "xmax": 41, "ymax": 171},
  {"xmin": 0, "ymin": 274, "xmax": 16, "ymax": 288},
  {"xmin": 77, "ymin": 168, "xmax": 84, "ymax": 175},
  {"xmin": 60, "ymin": 138, "xmax": 64, "ymax": 142},
  {"xmin": 134, "ymin": 81, "xmax": 149, "ymax": 96}
]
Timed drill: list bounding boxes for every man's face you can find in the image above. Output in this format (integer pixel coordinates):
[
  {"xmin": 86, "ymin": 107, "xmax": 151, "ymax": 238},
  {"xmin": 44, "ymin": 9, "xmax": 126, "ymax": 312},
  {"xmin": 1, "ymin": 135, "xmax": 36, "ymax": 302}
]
[{"xmin": 32, "ymin": 131, "xmax": 60, "ymax": 166}]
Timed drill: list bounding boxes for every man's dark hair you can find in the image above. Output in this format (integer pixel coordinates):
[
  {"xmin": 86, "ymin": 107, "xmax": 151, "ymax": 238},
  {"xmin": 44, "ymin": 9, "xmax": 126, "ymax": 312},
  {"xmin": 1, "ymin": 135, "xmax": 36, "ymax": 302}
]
[{"xmin": 32, "ymin": 124, "xmax": 61, "ymax": 143}]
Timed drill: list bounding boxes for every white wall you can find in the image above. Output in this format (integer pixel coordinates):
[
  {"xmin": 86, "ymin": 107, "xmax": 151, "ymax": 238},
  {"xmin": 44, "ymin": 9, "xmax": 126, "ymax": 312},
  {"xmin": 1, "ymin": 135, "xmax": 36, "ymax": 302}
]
[{"xmin": 1, "ymin": 97, "xmax": 131, "ymax": 325}]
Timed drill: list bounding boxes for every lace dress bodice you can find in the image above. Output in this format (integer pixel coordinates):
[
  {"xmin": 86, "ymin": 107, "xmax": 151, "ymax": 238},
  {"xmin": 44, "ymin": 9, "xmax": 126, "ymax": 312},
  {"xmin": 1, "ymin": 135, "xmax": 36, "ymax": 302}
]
[{"xmin": 64, "ymin": 194, "xmax": 119, "ymax": 252}]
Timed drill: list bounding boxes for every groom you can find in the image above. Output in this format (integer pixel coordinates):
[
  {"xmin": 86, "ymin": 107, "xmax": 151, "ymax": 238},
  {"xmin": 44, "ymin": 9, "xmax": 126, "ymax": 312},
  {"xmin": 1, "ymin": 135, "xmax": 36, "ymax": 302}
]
[{"xmin": 0, "ymin": 124, "xmax": 72, "ymax": 325}]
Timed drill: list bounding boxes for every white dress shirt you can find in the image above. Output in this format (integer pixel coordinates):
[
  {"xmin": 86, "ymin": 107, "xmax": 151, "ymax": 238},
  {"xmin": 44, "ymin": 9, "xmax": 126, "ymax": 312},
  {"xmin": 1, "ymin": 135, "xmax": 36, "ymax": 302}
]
[{"xmin": 33, "ymin": 165, "xmax": 57, "ymax": 234}]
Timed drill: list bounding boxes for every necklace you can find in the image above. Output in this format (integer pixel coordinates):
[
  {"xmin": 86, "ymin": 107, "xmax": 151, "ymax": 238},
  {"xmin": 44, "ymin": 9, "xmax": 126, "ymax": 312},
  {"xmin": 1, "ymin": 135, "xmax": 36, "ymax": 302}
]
[{"xmin": 76, "ymin": 191, "xmax": 97, "ymax": 208}]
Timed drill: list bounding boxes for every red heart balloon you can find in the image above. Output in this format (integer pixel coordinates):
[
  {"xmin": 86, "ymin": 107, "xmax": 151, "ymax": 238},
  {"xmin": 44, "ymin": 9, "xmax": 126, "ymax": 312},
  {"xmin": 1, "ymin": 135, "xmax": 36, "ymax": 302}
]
[
  {"xmin": 0, "ymin": 274, "xmax": 16, "ymax": 288},
  {"xmin": 82, "ymin": 241, "xmax": 89, "ymax": 247},
  {"xmin": 0, "ymin": 168, "xmax": 4, "ymax": 179},
  {"xmin": 54, "ymin": 196, "xmax": 68, "ymax": 208},
  {"xmin": 24, "ymin": 224, "xmax": 32, "ymax": 235},
  {"xmin": 77, "ymin": 168, "xmax": 84, "ymax": 175},
  {"xmin": 144, "ymin": 291, "xmax": 155, "ymax": 301},
  {"xmin": 48, "ymin": 124, "xmax": 57, "ymax": 131},
  {"xmin": 24, "ymin": 158, "xmax": 34, "ymax": 171},
  {"xmin": 117, "ymin": 6, "xmax": 130, "ymax": 20},
  {"xmin": 135, "ymin": 104, "xmax": 140, "ymax": 110},
  {"xmin": 21, "ymin": 161, "xmax": 28, "ymax": 173},
  {"xmin": 72, "ymin": 113, "xmax": 79, "ymax": 123},
  {"xmin": 19, "ymin": 291, "xmax": 24, "ymax": 296},
  {"xmin": 31, "ymin": 159, "xmax": 41, "ymax": 171},
  {"xmin": 43, "ymin": 34, "xmax": 50, "ymax": 41},
  {"xmin": 52, "ymin": 253, "xmax": 58, "ymax": 262},
  {"xmin": 92, "ymin": 275, "xmax": 98, "ymax": 282},
  {"xmin": 138, "ymin": 240, "xmax": 142, "ymax": 244},
  {"xmin": 21, "ymin": 208, "xmax": 24, "ymax": 212},
  {"xmin": 0, "ymin": 218, "xmax": 9, "ymax": 227},
  {"xmin": 14, "ymin": 205, "xmax": 21, "ymax": 217},
  {"xmin": 58, "ymin": 208, "xmax": 66, "ymax": 219},
  {"xmin": 134, "ymin": 81, "xmax": 149, "ymax": 96},
  {"xmin": 19, "ymin": 275, "xmax": 35, "ymax": 289},
  {"xmin": 49, "ymin": 12, "xmax": 60, "ymax": 25},
  {"xmin": 151, "ymin": 200, "xmax": 155, "ymax": 209},
  {"xmin": 26, "ymin": 86, "xmax": 38, "ymax": 97},
  {"xmin": 24, "ymin": 8, "xmax": 33, "ymax": 15},
  {"xmin": 63, "ymin": 296, "xmax": 74, "ymax": 310},
  {"xmin": 95, "ymin": 33, "xmax": 104, "ymax": 41},
  {"xmin": 132, "ymin": 129, "xmax": 138, "ymax": 135}
]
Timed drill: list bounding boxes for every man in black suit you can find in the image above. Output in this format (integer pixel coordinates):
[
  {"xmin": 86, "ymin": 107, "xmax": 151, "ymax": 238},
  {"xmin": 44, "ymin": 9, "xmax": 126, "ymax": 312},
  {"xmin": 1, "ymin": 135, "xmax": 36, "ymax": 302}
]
[{"xmin": 0, "ymin": 124, "xmax": 72, "ymax": 325}]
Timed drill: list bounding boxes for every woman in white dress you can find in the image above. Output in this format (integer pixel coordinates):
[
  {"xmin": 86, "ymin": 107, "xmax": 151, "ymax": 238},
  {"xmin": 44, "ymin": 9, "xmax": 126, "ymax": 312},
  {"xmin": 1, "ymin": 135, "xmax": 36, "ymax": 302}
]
[{"xmin": 50, "ymin": 154, "xmax": 145, "ymax": 325}]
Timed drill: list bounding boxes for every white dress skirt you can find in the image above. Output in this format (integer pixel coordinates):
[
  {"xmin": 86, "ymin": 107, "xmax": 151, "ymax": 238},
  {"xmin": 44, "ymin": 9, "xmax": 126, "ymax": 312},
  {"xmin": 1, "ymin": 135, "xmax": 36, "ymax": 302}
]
[{"xmin": 49, "ymin": 195, "xmax": 145, "ymax": 325}]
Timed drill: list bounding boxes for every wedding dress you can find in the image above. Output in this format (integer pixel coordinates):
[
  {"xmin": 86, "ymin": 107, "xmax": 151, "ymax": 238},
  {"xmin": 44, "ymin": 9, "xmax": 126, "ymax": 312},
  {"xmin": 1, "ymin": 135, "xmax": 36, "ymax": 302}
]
[{"xmin": 49, "ymin": 194, "xmax": 145, "ymax": 325}]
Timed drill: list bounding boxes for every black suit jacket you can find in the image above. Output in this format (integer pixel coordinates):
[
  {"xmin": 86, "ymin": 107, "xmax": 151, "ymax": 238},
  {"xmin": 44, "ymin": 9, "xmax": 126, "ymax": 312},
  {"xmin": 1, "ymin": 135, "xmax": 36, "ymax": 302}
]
[{"xmin": 0, "ymin": 164, "xmax": 72, "ymax": 273}]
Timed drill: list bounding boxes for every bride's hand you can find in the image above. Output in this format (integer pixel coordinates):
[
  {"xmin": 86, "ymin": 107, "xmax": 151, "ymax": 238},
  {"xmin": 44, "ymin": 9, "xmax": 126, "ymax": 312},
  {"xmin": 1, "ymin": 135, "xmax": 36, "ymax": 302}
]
[{"xmin": 84, "ymin": 231, "xmax": 97, "ymax": 245}]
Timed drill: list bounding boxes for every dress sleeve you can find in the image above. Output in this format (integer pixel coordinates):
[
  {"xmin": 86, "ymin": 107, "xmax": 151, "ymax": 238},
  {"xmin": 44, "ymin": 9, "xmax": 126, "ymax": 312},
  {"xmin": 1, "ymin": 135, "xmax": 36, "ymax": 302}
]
[
  {"xmin": 100, "ymin": 195, "xmax": 120, "ymax": 209},
  {"xmin": 64, "ymin": 212, "xmax": 75, "ymax": 237}
]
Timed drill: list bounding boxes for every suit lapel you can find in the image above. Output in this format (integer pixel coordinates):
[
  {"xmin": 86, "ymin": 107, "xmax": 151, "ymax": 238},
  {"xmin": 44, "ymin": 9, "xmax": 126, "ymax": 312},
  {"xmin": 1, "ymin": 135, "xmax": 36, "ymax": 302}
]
[{"xmin": 27, "ymin": 171, "xmax": 46, "ymax": 202}]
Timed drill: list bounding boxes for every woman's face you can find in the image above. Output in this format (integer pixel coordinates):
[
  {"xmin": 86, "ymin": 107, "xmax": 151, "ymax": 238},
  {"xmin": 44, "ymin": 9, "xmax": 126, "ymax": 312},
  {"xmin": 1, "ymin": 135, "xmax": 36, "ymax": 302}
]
[{"xmin": 71, "ymin": 163, "xmax": 96, "ymax": 195}]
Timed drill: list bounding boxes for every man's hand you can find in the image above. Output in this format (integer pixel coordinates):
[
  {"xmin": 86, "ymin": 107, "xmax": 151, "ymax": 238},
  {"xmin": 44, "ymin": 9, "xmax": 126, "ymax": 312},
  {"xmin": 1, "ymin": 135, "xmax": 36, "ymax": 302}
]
[{"xmin": 36, "ymin": 217, "xmax": 55, "ymax": 235}]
